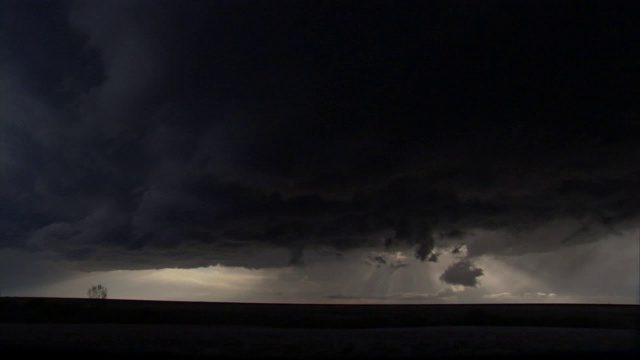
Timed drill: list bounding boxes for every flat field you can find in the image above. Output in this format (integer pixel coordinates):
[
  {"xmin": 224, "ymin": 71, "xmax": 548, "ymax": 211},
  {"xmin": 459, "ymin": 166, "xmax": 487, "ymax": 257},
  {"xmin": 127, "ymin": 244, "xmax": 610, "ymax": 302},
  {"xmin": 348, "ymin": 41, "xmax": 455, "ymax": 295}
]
[{"xmin": 0, "ymin": 298, "xmax": 638, "ymax": 359}]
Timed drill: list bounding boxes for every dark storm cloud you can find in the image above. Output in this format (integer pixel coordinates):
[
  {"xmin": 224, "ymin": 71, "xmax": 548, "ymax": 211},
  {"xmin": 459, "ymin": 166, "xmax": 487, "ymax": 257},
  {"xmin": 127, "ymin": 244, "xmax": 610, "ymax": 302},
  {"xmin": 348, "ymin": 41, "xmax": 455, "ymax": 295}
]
[
  {"xmin": 1, "ymin": 1, "xmax": 639, "ymax": 270},
  {"xmin": 439, "ymin": 260, "xmax": 484, "ymax": 287}
]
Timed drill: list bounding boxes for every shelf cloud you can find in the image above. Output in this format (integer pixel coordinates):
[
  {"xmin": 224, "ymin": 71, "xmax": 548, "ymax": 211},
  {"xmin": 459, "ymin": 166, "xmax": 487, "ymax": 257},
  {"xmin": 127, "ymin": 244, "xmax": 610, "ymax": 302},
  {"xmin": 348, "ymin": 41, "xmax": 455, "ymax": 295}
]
[{"xmin": 1, "ymin": 1, "xmax": 638, "ymax": 302}]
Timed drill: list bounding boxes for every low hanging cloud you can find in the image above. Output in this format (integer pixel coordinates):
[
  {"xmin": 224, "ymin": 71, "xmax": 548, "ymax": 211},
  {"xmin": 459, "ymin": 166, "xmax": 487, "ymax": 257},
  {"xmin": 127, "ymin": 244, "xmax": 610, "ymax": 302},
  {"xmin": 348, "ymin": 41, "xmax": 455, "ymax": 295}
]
[
  {"xmin": 365, "ymin": 251, "xmax": 410, "ymax": 273},
  {"xmin": 439, "ymin": 260, "xmax": 484, "ymax": 287}
]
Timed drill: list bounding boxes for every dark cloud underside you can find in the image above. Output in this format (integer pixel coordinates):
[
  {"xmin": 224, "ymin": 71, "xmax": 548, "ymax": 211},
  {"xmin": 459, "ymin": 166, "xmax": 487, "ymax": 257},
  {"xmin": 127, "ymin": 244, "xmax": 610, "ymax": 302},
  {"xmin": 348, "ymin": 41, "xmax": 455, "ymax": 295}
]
[
  {"xmin": 1, "ymin": 0, "xmax": 638, "ymax": 270},
  {"xmin": 439, "ymin": 260, "xmax": 484, "ymax": 287}
]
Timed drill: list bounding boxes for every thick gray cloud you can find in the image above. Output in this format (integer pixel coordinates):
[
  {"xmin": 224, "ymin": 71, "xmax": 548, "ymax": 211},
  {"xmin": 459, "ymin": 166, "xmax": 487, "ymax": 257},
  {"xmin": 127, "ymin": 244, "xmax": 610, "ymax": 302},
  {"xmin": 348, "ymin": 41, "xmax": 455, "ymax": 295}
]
[
  {"xmin": 1, "ymin": 1, "xmax": 639, "ymax": 272},
  {"xmin": 439, "ymin": 260, "xmax": 484, "ymax": 287}
]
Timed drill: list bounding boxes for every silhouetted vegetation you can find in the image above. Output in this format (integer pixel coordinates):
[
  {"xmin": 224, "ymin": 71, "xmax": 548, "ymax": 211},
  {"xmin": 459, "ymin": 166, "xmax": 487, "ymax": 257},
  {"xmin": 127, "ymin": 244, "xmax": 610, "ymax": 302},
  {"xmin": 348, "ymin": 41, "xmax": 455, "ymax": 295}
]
[{"xmin": 87, "ymin": 284, "xmax": 108, "ymax": 300}]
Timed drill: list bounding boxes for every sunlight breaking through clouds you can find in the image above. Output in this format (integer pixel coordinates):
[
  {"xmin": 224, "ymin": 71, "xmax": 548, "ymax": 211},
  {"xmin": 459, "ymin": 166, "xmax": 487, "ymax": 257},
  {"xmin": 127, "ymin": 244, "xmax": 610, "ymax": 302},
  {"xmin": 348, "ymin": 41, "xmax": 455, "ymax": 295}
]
[{"xmin": 2, "ymin": 229, "xmax": 637, "ymax": 304}]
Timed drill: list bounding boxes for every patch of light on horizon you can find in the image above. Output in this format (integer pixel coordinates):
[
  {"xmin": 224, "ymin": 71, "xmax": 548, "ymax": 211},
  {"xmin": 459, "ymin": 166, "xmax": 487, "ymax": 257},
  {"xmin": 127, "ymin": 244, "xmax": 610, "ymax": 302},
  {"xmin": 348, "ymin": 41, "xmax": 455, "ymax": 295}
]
[{"xmin": 6, "ymin": 229, "xmax": 637, "ymax": 304}]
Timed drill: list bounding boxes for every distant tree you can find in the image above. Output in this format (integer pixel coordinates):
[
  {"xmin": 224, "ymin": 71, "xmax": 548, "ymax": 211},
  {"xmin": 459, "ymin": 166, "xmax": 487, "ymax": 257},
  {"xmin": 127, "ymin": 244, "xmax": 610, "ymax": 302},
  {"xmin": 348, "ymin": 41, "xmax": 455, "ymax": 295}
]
[{"xmin": 87, "ymin": 284, "xmax": 108, "ymax": 299}]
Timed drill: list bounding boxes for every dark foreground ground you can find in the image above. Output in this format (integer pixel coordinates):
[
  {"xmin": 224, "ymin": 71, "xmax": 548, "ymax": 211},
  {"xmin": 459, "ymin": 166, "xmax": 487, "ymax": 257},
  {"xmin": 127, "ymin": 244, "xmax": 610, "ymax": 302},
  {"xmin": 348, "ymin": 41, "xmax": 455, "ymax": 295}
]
[{"xmin": 0, "ymin": 298, "xmax": 638, "ymax": 359}]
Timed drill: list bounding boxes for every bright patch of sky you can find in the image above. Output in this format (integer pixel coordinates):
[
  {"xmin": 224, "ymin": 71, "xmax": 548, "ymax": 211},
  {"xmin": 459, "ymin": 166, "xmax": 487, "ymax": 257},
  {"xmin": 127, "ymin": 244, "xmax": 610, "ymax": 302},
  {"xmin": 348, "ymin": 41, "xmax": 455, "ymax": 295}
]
[{"xmin": 3, "ymin": 229, "xmax": 636, "ymax": 304}]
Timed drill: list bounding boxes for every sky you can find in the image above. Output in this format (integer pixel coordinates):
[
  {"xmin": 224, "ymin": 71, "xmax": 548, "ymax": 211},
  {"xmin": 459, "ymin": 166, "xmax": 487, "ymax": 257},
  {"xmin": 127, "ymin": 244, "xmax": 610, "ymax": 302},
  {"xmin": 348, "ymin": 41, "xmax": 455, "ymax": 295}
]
[{"xmin": 0, "ymin": 0, "xmax": 638, "ymax": 304}]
